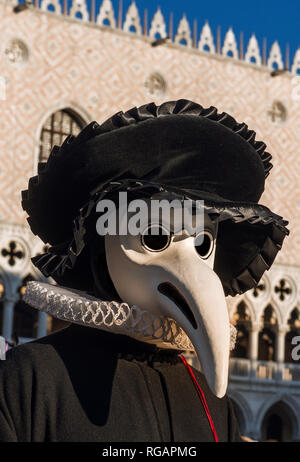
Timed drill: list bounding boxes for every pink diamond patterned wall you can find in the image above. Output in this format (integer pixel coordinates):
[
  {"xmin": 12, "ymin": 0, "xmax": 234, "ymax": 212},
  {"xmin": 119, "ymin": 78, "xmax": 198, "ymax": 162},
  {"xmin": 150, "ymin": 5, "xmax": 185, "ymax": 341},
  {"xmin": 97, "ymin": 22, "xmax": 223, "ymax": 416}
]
[{"xmin": 0, "ymin": 3, "xmax": 299, "ymax": 266}]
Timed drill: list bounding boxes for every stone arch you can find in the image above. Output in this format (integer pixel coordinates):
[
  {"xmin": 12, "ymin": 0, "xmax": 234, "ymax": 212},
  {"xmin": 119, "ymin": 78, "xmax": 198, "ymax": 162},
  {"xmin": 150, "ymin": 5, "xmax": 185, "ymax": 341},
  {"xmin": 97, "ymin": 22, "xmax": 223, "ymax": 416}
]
[
  {"xmin": 41, "ymin": 0, "xmax": 62, "ymax": 14},
  {"xmin": 123, "ymin": 1, "xmax": 142, "ymax": 35},
  {"xmin": 198, "ymin": 22, "xmax": 215, "ymax": 54},
  {"xmin": 222, "ymin": 27, "xmax": 238, "ymax": 59},
  {"xmin": 228, "ymin": 391, "xmax": 253, "ymax": 435},
  {"xmin": 267, "ymin": 41, "xmax": 284, "ymax": 71},
  {"xmin": 38, "ymin": 109, "xmax": 86, "ymax": 163},
  {"xmin": 69, "ymin": 0, "xmax": 89, "ymax": 22},
  {"xmin": 33, "ymin": 102, "xmax": 92, "ymax": 174},
  {"xmin": 228, "ymin": 296, "xmax": 257, "ymax": 325},
  {"xmin": 244, "ymin": 34, "xmax": 261, "ymax": 66},
  {"xmin": 174, "ymin": 15, "xmax": 192, "ymax": 48},
  {"xmin": 257, "ymin": 395, "xmax": 300, "ymax": 441},
  {"xmin": 149, "ymin": 7, "xmax": 167, "ymax": 40},
  {"xmin": 257, "ymin": 300, "xmax": 283, "ymax": 327},
  {"xmin": 291, "ymin": 48, "xmax": 300, "ymax": 75},
  {"xmin": 283, "ymin": 301, "xmax": 300, "ymax": 326},
  {"xmin": 96, "ymin": 0, "xmax": 116, "ymax": 28}
]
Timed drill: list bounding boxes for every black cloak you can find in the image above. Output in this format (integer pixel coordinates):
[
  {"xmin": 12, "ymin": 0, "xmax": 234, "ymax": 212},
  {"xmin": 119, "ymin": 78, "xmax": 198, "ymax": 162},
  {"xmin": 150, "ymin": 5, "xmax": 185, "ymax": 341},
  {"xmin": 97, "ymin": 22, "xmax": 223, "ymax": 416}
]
[{"xmin": 0, "ymin": 325, "xmax": 241, "ymax": 442}]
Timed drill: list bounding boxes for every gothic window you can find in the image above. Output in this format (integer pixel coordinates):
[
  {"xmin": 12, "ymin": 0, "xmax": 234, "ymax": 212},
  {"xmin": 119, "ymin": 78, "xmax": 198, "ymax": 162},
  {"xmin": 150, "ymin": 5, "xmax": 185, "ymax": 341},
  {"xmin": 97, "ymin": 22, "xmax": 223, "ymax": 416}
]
[
  {"xmin": 231, "ymin": 301, "xmax": 251, "ymax": 359},
  {"xmin": 39, "ymin": 109, "xmax": 86, "ymax": 162},
  {"xmin": 258, "ymin": 305, "xmax": 278, "ymax": 361},
  {"xmin": 261, "ymin": 401, "xmax": 294, "ymax": 442},
  {"xmin": 285, "ymin": 308, "xmax": 300, "ymax": 363}
]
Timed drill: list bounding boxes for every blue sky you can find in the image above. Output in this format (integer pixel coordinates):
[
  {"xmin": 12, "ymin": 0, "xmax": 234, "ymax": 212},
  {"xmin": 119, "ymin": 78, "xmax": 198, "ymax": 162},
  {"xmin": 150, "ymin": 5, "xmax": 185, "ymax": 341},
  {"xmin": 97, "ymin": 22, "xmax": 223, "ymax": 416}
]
[
  {"xmin": 116, "ymin": 0, "xmax": 300, "ymax": 63},
  {"xmin": 52, "ymin": 0, "xmax": 300, "ymax": 63}
]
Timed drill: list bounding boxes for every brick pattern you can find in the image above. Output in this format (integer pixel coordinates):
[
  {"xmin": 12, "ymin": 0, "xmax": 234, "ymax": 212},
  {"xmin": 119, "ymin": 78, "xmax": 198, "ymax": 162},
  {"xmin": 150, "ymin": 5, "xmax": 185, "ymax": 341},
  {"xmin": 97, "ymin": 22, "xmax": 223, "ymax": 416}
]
[{"xmin": 0, "ymin": 3, "xmax": 299, "ymax": 266}]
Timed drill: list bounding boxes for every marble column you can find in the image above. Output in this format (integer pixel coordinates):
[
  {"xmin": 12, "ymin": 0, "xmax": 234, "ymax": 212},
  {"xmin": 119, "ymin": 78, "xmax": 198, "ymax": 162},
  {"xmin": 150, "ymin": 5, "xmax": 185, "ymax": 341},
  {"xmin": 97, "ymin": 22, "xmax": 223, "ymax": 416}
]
[
  {"xmin": 249, "ymin": 323, "xmax": 260, "ymax": 361},
  {"xmin": 276, "ymin": 326, "xmax": 288, "ymax": 363},
  {"xmin": 275, "ymin": 326, "xmax": 289, "ymax": 381},
  {"xmin": 249, "ymin": 323, "xmax": 260, "ymax": 378},
  {"xmin": 2, "ymin": 295, "xmax": 19, "ymax": 341},
  {"xmin": 37, "ymin": 311, "xmax": 48, "ymax": 338}
]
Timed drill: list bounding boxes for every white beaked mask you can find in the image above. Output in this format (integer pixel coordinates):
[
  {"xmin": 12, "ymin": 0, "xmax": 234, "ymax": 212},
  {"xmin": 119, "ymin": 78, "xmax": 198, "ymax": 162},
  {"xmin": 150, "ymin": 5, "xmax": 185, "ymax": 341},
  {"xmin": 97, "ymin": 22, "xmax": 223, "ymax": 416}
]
[
  {"xmin": 22, "ymin": 101, "xmax": 289, "ymax": 401},
  {"xmin": 105, "ymin": 208, "xmax": 231, "ymax": 398}
]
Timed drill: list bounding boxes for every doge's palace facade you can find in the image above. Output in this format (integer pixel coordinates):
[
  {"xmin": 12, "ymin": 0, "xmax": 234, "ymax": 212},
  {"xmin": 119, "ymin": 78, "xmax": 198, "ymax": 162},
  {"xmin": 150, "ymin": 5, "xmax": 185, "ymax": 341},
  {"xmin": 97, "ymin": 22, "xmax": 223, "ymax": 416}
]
[{"xmin": 0, "ymin": 0, "xmax": 300, "ymax": 440}]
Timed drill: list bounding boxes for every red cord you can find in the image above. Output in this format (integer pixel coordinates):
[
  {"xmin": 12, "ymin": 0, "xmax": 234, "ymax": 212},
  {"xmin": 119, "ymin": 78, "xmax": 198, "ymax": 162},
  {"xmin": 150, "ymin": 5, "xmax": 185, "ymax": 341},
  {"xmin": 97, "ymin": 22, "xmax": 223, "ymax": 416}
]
[{"xmin": 180, "ymin": 354, "xmax": 219, "ymax": 442}]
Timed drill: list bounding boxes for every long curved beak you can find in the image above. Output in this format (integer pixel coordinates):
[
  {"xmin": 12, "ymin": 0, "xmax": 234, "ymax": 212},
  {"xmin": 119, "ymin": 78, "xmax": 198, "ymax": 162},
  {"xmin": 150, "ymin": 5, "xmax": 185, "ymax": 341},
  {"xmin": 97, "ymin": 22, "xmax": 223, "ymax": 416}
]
[
  {"xmin": 105, "ymin": 232, "xmax": 230, "ymax": 398},
  {"xmin": 156, "ymin": 254, "xmax": 230, "ymax": 398}
]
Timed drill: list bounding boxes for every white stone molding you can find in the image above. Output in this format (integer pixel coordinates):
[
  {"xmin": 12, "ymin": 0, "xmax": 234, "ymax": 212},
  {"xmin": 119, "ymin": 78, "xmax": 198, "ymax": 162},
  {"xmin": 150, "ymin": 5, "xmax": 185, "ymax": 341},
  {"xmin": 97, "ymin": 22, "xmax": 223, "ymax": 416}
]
[
  {"xmin": 222, "ymin": 27, "xmax": 238, "ymax": 59},
  {"xmin": 229, "ymin": 262, "xmax": 300, "ymax": 328},
  {"xmin": 123, "ymin": 1, "xmax": 142, "ymax": 35},
  {"xmin": 228, "ymin": 263, "xmax": 300, "ymax": 370},
  {"xmin": 228, "ymin": 390, "xmax": 254, "ymax": 434},
  {"xmin": 0, "ymin": 222, "xmax": 50, "ymax": 285},
  {"xmin": 96, "ymin": 0, "xmax": 116, "ymax": 28},
  {"xmin": 273, "ymin": 274, "xmax": 296, "ymax": 307},
  {"xmin": 276, "ymin": 325, "xmax": 289, "ymax": 363},
  {"xmin": 267, "ymin": 41, "xmax": 284, "ymax": 70},
  {"xmin": 227, "ymin": 294, "xmax": 257, "ymax": 325},
  {"xmin": 249, "ymin": 322, "xmax": 261, "ymax": 361},
  {"xmin": 69, "ymin": 0, "xmax": 89, "ymax": 22},
  {"xmin": 174, "ymin": 14, "xmax": 192, "ymax": 47},
  {"xmin": 245, "ymin": 34, "xmax": 261, "ymax": 66},
  {"xmin": 198, "ymin": 21, "xmax": 215, "ymax": 54},
  {"xmin": 246, "ymin": 274, "xmax": 270, "ymax": 306},
  {"xmin": 241, "ymin": 263, "xmax": 300, "ymax": 329},
  {"xmin": 149, "ymin": 7, "xmax": 167, "ymax": 40},
  {"xmin": 0, "ymin": 221, "xmax": 54, "ymax": 341},
  {"xmin": 40, "ymin": 0, "xmax": 62, "ymax": 14},
  {"xmin": 291, "ymin": 48, "xmax": 300, "ymax": 75}
]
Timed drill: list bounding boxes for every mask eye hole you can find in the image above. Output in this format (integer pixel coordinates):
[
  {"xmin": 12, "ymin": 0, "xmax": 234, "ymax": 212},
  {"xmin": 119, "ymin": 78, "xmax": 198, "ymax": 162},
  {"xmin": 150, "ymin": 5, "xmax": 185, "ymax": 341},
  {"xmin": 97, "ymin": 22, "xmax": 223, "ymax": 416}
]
[
  {"xmin": 141, "ymin": 225, "xmax": 172, "ymax": 252},
  {"xmin": 195, "ymin": 231, "xmax": 214, "ymax": 260}
]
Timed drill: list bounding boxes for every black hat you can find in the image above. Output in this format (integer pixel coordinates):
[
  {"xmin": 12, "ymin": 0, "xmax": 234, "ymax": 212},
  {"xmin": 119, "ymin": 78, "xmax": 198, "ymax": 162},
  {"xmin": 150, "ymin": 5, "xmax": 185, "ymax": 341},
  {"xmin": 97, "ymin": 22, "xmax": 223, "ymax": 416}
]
[{"xmin": 22, "ymin": 99, "xmax": 289, "ymax": 297}]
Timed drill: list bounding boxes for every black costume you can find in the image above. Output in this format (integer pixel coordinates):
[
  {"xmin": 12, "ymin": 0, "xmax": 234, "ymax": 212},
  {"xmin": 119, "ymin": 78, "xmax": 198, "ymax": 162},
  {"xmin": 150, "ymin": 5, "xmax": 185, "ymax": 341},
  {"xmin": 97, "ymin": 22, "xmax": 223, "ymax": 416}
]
[
  {"xmin": 0, "ymin": 325, "xmax": 241, "ymax": 442},
  {"xmin": 0, "ymin": 99, "xmax": 289, "ymax": 442}
]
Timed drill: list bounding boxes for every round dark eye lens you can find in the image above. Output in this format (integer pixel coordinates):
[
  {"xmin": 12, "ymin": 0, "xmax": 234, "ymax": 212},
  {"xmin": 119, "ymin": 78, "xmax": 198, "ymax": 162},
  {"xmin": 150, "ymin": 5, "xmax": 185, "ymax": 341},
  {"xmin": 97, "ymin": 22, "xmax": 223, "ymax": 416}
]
[
  {"xmin": 141, "ymin": 226, "xmax": 171, "ymax": 251},
  {"xmin": 195, "ymin": 233, "xmax": 213, "ymax": 259}
]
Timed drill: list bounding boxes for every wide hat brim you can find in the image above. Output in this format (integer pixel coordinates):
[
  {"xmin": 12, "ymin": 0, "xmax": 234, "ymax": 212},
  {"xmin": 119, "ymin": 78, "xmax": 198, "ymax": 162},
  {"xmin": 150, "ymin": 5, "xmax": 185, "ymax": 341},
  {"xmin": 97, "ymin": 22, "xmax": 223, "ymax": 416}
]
[
  {"xmin": 22, "ymin": 99, "xmax": 289, "ymax": 297},
  {"xmin": 30, "ymin": 179, "xmax": 288, "ymax": 297}
]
